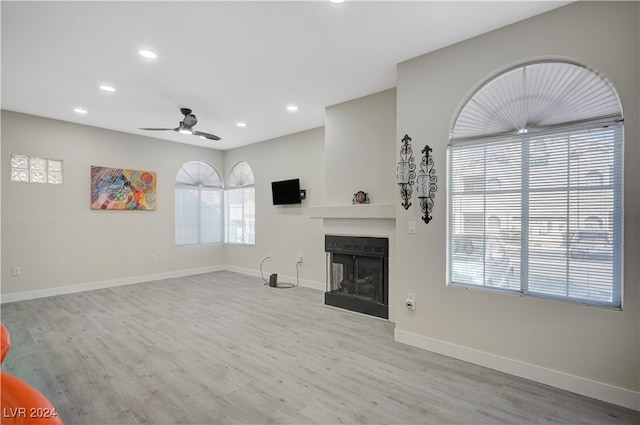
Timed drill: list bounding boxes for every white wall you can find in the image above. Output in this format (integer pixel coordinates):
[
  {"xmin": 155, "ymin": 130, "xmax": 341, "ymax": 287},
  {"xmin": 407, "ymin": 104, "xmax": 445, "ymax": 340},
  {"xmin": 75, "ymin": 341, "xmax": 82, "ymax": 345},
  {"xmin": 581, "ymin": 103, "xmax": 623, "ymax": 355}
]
[
  {"xmin": 394, "ymin": 1, "xmax": 639, "ymax": 408},
  {"xmin": 325, "ymin": 88, "xmax": 396, "ymax": 206},
  {"xmin": 1, "ymin": 111, "xmax": 226, "ymax": 299},
  {"xmin": 223, "ymin": 128, "xmax": 326, "ymax": 290}
]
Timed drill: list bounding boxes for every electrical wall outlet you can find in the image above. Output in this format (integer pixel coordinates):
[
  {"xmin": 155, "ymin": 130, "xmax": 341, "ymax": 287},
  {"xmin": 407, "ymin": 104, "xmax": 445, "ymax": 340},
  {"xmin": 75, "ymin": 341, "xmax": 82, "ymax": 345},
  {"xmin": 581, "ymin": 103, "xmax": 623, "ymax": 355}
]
[
  {"xmin": 12, "ymin": 266, "xmax": 21, "ymax": 276},
  {"xmin": 405, "ymin": 299, "xmax": 416, "ymax": 311},
  {"xmin": 405, "ymin": 293, "xmax": 416, "ymax": 311}
]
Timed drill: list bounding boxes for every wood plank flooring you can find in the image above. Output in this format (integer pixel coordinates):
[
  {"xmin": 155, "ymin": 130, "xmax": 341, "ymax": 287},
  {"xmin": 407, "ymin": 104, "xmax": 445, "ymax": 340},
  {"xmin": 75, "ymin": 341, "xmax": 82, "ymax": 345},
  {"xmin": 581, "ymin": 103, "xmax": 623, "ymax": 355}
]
[{"xmin": 1, "ymin": 271, "xmax": 638, "ymax": 424}]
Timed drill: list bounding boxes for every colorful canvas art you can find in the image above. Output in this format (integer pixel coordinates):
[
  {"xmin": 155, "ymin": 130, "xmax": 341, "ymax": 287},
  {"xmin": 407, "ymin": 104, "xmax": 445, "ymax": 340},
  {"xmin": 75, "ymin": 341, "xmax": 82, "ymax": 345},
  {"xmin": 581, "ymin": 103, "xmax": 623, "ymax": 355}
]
[{"xmin": 91, "ymin": 166, "xmax": 157, "ymax": 210}]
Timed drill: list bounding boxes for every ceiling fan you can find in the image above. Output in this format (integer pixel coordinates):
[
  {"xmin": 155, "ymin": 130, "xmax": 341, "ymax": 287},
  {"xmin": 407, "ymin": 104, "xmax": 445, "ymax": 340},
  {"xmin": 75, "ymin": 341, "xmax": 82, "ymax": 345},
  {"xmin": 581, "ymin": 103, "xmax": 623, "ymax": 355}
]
[{"xmin": 140, "ymin": 108, "xmax": 221, "ymax": 141}]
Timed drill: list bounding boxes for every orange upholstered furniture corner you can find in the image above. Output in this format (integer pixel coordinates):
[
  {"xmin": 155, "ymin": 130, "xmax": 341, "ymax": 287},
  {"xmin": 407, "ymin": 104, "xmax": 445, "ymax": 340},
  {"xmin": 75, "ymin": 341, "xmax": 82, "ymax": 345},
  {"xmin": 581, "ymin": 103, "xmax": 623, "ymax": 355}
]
[{"xmin": 0, "ymin": 322, "xmax": 64, "ymax": 424}]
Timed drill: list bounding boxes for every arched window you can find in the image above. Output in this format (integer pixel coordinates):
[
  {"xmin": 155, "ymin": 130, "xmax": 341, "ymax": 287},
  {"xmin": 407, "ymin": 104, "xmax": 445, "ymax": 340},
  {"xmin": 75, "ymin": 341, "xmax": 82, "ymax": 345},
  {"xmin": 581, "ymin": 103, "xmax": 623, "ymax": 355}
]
[
  {"xmin": 225, "ymin": 161, "xmax": 255, "ymax": 245},
  {"xmin": 447, "ymin": 60, "xmax": 623, "ymax": 308},
  {"xmin": 175, "ymin": 161, "xmax": 223, "ymax": 245}
]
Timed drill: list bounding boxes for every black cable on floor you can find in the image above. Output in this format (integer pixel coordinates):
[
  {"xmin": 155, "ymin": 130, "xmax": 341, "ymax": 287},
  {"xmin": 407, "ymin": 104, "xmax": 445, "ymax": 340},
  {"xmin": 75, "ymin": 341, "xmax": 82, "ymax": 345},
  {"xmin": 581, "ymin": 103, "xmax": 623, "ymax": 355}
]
[{"xmin": 259, "ymin": 256, "xmax": 270, "ymax": 284}]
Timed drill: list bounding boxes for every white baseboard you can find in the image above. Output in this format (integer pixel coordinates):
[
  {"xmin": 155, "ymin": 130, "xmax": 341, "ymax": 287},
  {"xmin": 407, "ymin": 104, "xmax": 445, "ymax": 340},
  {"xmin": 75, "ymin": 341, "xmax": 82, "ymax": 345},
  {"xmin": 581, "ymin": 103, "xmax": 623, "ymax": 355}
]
[
  {"xmin": 0, "ymin": 266, "xmax": 224, "ymax": 304},
  {"xmin": 224, "ymin": 265, "xmax": 325, "ymax": 291},
  {"xmin": 1, "ymin": 265, "xmax": 324, "ymax": 304},
  {"xmin": 394, "ymin": 328, "xmax": 640, "ymax": 412}
]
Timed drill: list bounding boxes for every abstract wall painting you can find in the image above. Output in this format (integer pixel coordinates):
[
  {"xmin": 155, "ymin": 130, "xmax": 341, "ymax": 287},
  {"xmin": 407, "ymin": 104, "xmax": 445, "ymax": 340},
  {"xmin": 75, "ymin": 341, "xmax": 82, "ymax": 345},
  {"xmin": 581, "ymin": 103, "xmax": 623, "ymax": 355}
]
[{"xmin": 91, "ymin": 166, "xmax": 157, "ymax": 210}]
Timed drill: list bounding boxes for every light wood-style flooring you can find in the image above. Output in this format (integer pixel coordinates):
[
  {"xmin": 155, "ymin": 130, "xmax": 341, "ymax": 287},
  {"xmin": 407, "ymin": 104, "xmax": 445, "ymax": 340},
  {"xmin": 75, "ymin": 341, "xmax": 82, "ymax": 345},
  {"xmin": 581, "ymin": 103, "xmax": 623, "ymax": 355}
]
[{"xmin": 2, "ymin": 271, "xmax": 638, "ymax": 424}]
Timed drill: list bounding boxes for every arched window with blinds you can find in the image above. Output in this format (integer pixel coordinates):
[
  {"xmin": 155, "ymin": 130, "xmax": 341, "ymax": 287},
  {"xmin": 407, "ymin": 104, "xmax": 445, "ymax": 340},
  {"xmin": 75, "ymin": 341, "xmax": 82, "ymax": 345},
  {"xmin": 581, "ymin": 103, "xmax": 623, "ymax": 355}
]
[
  {"xmin": 447, "ymin": 60, "xmax": 623, "ymax": 308},
  {"xmin": 225, "ymin": 161, "xmax": 255, "ymax": 245},
  {"xmin": 175, "ymin": 161, "xmax": 224, "ymax": 245}
]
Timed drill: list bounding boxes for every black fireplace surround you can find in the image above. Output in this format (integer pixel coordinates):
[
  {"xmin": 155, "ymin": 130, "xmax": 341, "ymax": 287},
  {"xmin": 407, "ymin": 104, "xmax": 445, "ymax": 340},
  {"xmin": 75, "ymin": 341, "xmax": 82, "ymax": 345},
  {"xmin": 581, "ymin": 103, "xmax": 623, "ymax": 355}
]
[{"xmin": 324, "ymin": 235, "xmax": 389, "ymax": 319}]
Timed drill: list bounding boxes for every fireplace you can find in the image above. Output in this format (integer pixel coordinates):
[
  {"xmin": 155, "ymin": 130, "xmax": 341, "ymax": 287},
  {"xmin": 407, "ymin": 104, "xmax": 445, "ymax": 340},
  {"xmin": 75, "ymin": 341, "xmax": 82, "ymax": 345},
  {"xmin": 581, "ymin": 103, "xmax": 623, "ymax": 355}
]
[{"xmin": 324, "ymin": 235, "xmax": 389, "ymax": 319}]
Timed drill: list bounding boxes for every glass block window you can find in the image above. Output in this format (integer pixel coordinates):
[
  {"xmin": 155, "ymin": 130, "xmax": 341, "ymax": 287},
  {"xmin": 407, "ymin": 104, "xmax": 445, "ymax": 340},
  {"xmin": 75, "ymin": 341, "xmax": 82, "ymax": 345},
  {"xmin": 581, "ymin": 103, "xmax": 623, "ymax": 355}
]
[{"xmin": 11, "ymin": 154, "xmax": 63, "ymax": 184}]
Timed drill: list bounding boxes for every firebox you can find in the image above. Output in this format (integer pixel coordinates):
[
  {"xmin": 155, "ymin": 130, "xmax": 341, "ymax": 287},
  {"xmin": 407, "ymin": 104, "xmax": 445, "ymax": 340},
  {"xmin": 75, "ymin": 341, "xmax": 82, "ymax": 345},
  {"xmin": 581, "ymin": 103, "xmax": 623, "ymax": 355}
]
[{"xmin": 324, "ymin": 235, "xmax": 389, "ymax": 319}]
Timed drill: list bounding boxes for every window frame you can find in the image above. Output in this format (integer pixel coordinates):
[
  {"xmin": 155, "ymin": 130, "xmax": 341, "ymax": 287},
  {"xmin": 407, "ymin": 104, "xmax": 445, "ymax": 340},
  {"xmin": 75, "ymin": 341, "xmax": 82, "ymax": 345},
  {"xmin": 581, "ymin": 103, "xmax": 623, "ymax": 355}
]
[
  {"xmin": 175, "ymin": 161, "xmax": 224, "ymax": 246},
  {"xmin": 225, "ymin": 161, "xmax": 255, "ymax": 245},
  {"xmin": 225, "ymin": 186, "xmax": 255, "ymax": 245},
  {"xmin": 446, "ymin": 60, "xmax": 624, "ymax": 309}
]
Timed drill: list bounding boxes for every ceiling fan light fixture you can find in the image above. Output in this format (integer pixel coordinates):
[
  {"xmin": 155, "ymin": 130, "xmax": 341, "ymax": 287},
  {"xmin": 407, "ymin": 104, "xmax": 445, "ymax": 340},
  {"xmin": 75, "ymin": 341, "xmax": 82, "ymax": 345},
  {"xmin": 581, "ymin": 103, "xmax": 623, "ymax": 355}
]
[
  {"xmin": 179, "ymin": 129, "xmax": 193, "ymax": 135},
  {"xmin": 138, "ymin": 49, "xmax": 157, "ymax": 59}
]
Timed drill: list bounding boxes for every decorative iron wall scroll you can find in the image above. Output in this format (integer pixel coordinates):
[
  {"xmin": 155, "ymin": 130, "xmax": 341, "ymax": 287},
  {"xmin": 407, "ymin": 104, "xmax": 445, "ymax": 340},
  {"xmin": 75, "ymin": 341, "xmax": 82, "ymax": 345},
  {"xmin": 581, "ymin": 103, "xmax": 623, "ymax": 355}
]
[
  {"xmin": 397, "ymin": 134, "xmax": 415, "ymax": 210},
  {"xmin": 417, "ymin": 145, "xmax": 437, "ymax": 223}
]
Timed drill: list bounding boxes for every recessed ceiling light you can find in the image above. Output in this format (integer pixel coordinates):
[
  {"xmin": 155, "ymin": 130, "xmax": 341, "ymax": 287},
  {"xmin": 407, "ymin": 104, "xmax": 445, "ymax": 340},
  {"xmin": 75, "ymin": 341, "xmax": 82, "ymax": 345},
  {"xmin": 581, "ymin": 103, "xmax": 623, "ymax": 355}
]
[
  {"xmin": 73, "ymin": 108, "xmax": 88, "ymax": 114},
  {"xmin": 99, "ymin": 85, "xmax": 115, "ymax": 92},
  {"xmin": 236, "ymin": 122, "xmax": 247, "ymax": 127},
  {"xmin": 286, "ymin": 105, "xmax": 298, "ymax": 112},
  {"xmin": 138, "ymin": 49, "xmax": 157, "ymax": 59}
]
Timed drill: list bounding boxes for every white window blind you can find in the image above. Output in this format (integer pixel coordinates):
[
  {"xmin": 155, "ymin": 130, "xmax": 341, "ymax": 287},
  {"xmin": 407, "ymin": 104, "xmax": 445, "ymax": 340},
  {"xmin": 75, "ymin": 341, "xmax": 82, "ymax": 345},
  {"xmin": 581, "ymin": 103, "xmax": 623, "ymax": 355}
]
[
  {"xmin": 225, "ymin": 187, "xmax": 255, "ymax": 245},
  {"xmin": 225, "ymin": 162, "xmax": 255, "ymax": 245},
  {"xmin": 448, "ymin": 124, "xmax": 623, "ymax": 307},
  {"xmin": 451, "ymin": 61, "xmax": 622, "ymax": 141},
  {"xmin": 175, "ymin": 161, "xmax": 223, "ymax": 246}
]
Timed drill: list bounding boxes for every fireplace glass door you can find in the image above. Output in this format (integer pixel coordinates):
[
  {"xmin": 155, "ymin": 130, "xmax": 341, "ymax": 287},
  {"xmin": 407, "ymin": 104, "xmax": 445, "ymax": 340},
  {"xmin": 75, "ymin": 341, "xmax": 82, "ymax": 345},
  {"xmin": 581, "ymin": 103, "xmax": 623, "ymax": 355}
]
[
  {"xmin": 324, "ymin": 235, "xmax": 389, "ymax": 318},
  {"xmin": 329, "ymin": 253, "xmax": 384, "ymax": 305}
]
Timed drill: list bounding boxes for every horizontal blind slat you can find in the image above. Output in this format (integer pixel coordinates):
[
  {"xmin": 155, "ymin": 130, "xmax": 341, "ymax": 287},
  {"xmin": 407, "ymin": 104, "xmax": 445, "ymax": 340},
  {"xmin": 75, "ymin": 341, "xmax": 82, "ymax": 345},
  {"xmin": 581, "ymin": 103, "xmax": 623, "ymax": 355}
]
[{"xmin": 448, "ymin": 124, "xmax": 622, "ymax": 307}]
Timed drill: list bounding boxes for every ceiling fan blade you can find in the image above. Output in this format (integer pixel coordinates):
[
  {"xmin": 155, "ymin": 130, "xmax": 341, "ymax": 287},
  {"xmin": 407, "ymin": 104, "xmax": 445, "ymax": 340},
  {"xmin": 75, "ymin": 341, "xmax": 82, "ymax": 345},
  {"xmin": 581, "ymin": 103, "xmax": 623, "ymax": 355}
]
[
  {"xmin": 193, "ymin": 130, "xmax": 222, "ymax": 141},
  {"xmin": 139, "ymin": 127, "xmax": 178, "ymax": 131},
  {"xmin": 140, "ymin": 109, "xmax": 221, "ymax": 141}
]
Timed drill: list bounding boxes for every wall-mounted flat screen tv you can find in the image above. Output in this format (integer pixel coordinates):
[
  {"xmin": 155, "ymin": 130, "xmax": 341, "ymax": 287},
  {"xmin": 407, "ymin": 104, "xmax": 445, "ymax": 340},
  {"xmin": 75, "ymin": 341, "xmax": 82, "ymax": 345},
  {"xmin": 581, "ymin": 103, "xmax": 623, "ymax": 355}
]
[{"xmin": 272, "ymin": 178, "xmax": 301, "ymax": 205}]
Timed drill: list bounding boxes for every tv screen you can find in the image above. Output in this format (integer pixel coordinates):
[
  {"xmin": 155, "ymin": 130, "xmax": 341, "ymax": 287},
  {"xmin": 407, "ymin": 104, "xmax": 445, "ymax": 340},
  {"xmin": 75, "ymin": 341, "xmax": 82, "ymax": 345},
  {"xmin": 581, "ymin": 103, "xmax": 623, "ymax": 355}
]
[{"xmin": 272, "ymin": 179, "xmax": 301, "ymax": 205}]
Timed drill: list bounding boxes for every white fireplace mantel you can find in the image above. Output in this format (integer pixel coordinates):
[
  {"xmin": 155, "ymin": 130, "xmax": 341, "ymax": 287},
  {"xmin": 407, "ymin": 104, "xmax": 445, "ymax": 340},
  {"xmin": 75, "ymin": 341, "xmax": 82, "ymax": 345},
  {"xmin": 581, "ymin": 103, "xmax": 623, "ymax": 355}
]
[{"xmin": 309, "ymin": 203, "xmax": 395, "ymax": 220}]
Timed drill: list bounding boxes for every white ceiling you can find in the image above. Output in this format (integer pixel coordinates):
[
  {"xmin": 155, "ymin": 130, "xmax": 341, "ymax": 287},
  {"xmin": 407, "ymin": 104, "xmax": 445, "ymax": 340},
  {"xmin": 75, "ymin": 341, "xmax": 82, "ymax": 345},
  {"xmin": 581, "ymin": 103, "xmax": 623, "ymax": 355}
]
[{"xmin": 2, "ymin": 1, "xmax": 570, "ymax": 151}]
